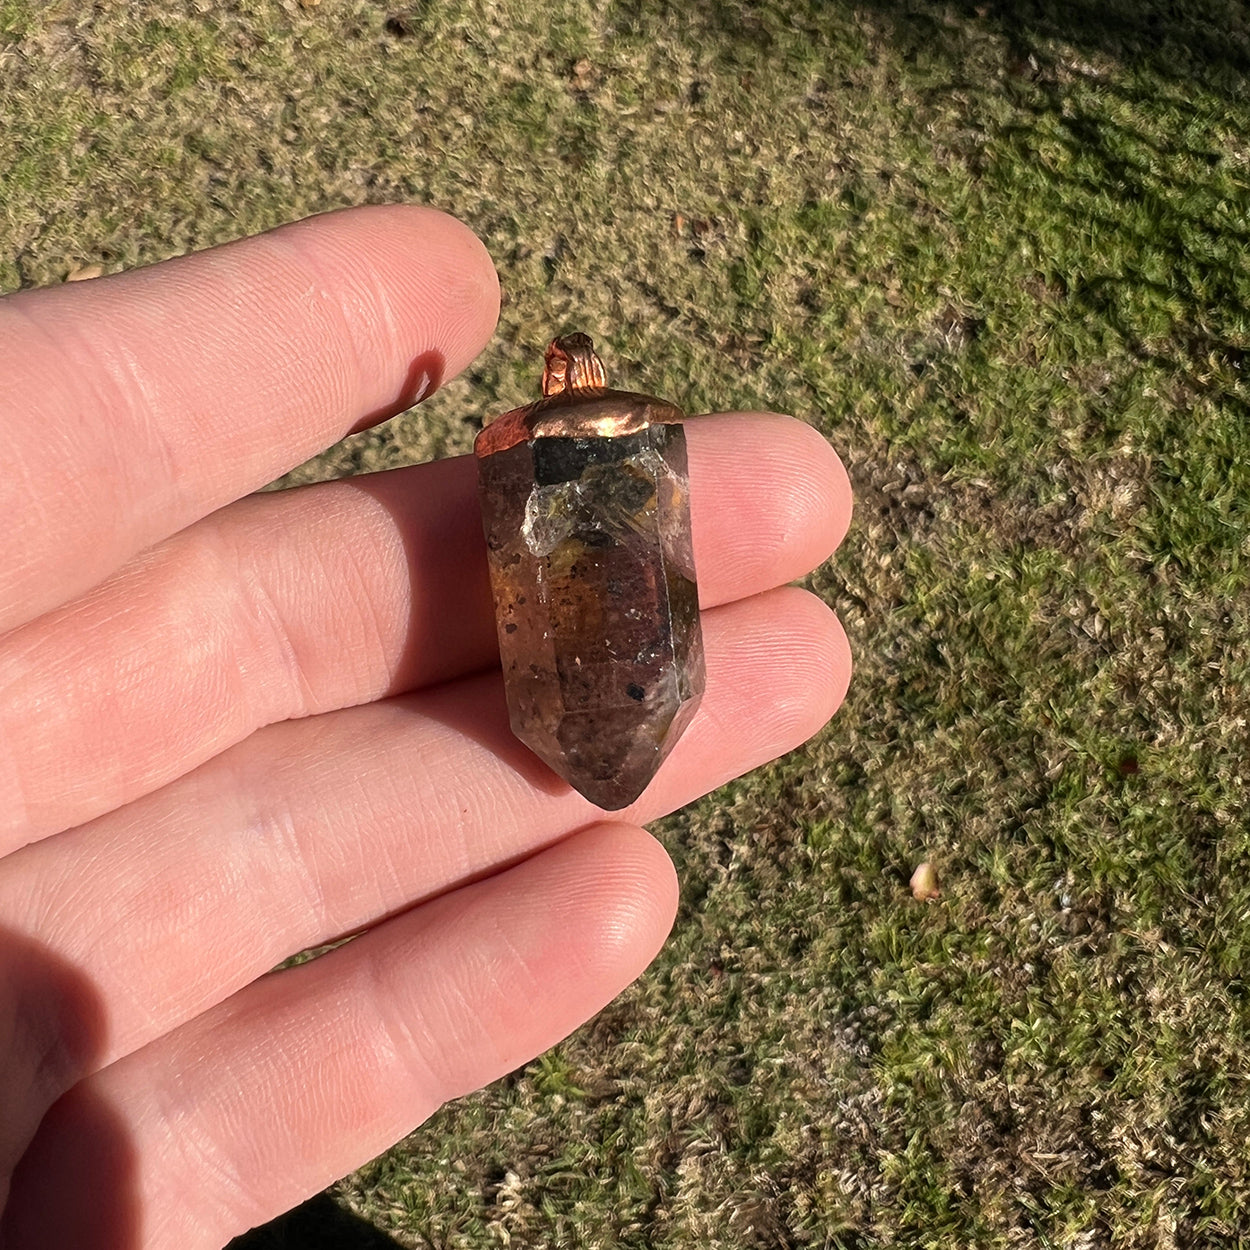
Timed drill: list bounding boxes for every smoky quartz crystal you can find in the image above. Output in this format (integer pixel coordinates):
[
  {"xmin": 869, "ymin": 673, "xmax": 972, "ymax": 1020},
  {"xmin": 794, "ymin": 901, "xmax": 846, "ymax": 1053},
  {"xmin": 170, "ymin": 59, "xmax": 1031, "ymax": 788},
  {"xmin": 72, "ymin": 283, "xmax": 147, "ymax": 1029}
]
[{"xmin": 475, "ymin": 333, "xmax": 705, "ymax": 809}]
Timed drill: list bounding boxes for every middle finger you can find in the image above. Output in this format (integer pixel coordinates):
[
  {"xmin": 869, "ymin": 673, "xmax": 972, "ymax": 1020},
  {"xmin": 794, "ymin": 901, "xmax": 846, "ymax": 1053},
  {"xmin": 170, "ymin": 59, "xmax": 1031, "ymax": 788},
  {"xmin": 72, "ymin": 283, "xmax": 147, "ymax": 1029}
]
[
  {"xmin": 0, "ymin": 413, "xmax": 848, "ymax": 851},
  {"xmin": 0, "ymin": 584, "xmax": 847, "ymax": 1098}
]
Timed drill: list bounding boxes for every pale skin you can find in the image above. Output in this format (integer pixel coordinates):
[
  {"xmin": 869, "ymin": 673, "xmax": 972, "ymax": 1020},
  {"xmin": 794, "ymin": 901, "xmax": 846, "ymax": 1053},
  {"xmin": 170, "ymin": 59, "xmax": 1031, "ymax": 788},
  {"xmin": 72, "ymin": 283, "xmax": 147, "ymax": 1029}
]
[{"xmin": 0, "ymin": 206, "xmax": 853, "ymax": 1248}]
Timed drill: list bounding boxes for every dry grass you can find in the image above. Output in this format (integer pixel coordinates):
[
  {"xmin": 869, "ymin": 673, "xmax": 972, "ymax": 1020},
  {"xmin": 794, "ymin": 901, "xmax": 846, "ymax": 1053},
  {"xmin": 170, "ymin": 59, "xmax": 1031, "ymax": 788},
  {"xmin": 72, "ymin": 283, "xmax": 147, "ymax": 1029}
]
[{"xmin": 5, "ymin": 1, "xmax": 1250, "ymax": 1245}]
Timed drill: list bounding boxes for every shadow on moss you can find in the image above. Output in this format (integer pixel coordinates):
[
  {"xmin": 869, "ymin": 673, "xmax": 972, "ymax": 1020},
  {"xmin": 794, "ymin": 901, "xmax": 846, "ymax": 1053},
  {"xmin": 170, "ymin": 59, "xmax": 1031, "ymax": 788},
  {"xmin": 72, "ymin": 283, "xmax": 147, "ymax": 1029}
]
[
  {"xmin": 228, "ymin": 1193, "xmax": 405, "ymax": 1250},
  {"xmin": 610, "ymin": 0, "xmax": 1250, "ymax": 92}
]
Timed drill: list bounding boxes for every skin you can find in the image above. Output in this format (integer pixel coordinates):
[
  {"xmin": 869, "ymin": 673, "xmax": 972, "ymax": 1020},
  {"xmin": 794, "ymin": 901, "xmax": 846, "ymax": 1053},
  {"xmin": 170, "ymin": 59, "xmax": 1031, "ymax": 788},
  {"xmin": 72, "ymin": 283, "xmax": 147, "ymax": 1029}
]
[{"xmin": 0, "ymin": 205, "xmax": 853, "ymax": 1248}]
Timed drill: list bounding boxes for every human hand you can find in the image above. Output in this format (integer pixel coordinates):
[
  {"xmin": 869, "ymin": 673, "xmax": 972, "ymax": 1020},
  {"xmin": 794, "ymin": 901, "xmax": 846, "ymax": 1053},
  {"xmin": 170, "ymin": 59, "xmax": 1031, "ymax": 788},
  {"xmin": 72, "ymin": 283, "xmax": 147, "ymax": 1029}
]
[{"xmin": 0, "ymin": 206, "xmax": 852, "ymax": 1248}]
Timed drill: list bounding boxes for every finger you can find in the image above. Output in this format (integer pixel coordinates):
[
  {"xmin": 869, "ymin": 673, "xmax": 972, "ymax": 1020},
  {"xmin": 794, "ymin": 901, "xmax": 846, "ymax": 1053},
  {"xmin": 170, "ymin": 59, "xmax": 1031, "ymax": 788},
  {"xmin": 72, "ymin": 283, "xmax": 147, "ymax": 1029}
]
[
  {"xmin": 3, "ymin": 823, "xmax": 677, "ymax": 1249},
  {"xmin": 1, "ymin": 588, "xmax": 848, "ymax": 1099},
  {"xmin": 0, "ymin": 205, "xmax": 500, "ymax": 633},
  {"xmin": 0, "ymin": 415, "xmax": 850, "ymax": 849}
]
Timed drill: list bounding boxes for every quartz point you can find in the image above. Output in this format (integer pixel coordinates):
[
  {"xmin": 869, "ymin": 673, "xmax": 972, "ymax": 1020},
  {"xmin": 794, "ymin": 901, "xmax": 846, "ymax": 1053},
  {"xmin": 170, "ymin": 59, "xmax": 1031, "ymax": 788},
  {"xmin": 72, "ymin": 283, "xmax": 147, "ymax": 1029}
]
[{"xmin": 475, "ymin": 333, "xmax": 705, "ymax": 809}]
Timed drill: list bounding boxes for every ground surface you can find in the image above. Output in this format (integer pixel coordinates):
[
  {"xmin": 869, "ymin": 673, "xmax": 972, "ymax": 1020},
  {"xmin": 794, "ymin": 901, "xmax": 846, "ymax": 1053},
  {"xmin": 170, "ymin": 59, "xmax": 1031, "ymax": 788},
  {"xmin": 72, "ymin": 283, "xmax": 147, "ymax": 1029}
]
[{"xmin": 4, "ymin": 1, "xmax": 1250, "ymax": 1246}]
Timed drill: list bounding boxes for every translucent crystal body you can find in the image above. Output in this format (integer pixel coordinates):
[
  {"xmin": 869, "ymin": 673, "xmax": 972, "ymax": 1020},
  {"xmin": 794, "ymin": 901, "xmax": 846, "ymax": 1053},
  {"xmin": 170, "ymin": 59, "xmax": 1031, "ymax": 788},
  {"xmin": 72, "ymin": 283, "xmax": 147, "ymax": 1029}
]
[{"xmin": 475, "ymin": 336, "xmax": 705, "ymax": 809}]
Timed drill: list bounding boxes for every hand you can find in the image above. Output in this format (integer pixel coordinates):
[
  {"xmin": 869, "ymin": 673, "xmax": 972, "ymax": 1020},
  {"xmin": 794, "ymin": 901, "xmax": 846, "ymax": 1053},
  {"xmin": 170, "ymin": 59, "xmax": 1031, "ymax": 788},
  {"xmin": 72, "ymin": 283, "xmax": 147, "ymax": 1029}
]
[{"xmin": 0, "ymin": 206, "xmax": 852, "ymax": 1248}]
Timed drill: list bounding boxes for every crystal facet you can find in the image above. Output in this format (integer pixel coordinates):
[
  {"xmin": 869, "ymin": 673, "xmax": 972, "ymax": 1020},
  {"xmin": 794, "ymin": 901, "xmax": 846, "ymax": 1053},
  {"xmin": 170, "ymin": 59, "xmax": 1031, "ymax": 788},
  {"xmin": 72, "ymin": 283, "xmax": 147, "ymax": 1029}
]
[{"xmin": 475, "ymin": 334, "xmax": 705, "ymax": 809}]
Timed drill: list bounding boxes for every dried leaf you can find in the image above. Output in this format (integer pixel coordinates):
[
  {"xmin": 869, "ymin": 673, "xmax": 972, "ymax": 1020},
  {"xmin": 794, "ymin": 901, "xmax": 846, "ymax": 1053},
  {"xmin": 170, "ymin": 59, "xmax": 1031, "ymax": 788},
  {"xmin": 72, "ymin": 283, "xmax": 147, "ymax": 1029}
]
[{"xmin": 910, "ymin": 861, "xmax": 940, "ymax": 902}]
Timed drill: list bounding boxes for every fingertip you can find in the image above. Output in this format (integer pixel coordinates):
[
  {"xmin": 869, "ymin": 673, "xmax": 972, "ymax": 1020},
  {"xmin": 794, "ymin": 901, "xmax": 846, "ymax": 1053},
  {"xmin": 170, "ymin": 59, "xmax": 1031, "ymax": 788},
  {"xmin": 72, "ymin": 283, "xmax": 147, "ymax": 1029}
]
[
  {"xmin": 805, "ymin": 420, "xmax": 854, "ymax": 555},
  {"xmin": 682, "ymin": 586, "xmax": 851, "ymax": 793},
  {"xmin": 688, "ymin": 412, "xmax": 854, "ymax": 605},
  {"xmin": 376, "ymin": 203, "xmax": 502, "ymax": 345},
  {"xmin": 826, "ymin": 599, "xmax": 853, "ymax": 713},
  {"xmin": 754, "ymin": 585, "xmax": 852, "ymax": 748},
  {"xmin": 579, "ymin": 823, "xmax": 680, "ymax": 965},
  {"xmin": 782, "ymin": 416, "xmax": 853, "ymax": 567},
  {"xmin": 526, "ymin": 823, "xmax": 679, "ymax": 984},
  {"xmin": 373, "ymin": 822, "xmax": 681, "ymax": 1104},
  {"xmin": 273, "ymin": 204, "xmax": 501, "ymax": 403}
]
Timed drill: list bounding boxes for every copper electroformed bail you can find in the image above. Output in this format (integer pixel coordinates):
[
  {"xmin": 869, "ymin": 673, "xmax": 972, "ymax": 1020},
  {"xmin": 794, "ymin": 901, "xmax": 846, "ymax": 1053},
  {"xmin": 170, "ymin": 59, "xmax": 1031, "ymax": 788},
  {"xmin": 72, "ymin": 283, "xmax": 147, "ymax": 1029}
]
[
  {"xmin": 474, "ymin": 334, "xmax": 685, "ymax": 458},
  {"xmin": 540, "ymin": 332, "xmax": 607, "ymax": 395}
]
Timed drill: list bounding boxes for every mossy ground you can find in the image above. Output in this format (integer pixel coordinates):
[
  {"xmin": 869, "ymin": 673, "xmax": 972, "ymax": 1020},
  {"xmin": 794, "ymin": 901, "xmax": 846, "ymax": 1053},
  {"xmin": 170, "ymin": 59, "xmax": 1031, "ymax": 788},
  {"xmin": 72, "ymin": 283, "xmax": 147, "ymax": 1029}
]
[{"xmin": 4, "ymin": 2, "xmax": 1250, "ymax": 1245}]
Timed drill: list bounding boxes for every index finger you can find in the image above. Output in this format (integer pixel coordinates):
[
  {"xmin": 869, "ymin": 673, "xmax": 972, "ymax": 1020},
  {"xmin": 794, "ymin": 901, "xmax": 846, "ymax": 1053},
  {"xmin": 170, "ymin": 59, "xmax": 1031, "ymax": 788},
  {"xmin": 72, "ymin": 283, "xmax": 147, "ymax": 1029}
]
[{"xmin": 0, "ymin": 205, "xmax": 500, "ymax": 633}]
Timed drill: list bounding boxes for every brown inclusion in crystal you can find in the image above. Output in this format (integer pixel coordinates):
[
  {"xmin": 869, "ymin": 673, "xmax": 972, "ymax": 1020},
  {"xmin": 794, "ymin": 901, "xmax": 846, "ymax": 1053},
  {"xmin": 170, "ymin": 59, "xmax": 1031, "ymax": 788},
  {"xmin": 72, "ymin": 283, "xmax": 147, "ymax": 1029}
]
[{"xmin": 475, "ymin": 334, "xmax": 705, "ymax": 809}]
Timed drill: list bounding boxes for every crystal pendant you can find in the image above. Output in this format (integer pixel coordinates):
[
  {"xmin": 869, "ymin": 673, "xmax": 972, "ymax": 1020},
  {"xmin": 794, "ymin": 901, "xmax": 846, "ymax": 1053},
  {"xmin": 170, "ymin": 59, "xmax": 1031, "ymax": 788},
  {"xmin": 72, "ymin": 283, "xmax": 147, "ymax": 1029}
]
[{"xmin": 475, "ymin": 333, "xmax": 705, "ymax": 809}]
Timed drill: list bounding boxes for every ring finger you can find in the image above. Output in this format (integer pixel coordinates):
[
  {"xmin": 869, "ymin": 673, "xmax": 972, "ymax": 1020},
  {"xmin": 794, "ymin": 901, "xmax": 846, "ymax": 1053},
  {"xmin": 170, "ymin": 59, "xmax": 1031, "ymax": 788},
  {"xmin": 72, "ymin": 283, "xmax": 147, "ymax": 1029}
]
[{"xmin": 0, "ymin": 586, "xmax": 848, "ymax": 1120}]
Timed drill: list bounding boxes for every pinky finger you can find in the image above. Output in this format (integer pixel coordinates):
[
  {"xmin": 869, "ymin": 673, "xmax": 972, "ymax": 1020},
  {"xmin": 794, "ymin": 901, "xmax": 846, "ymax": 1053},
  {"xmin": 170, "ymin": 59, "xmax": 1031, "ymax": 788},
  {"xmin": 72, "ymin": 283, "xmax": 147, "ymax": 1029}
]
[{"xmin": 4, "ymin": 823, "xmax": 678, "ymax": 1250}]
